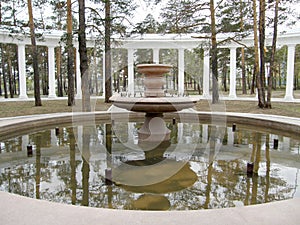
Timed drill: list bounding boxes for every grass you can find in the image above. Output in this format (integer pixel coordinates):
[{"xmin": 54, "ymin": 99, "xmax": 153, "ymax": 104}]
[
  {"xmin": 0, "ymin": 99, "xmax": 111, "ymax": 118},
  {"xmin": 0, "ymin": 98, "xmax": 299, "ymax": 118},
  {"xmin": 195, "ymin": 100, "xmax": 300, "ymax": 117}
]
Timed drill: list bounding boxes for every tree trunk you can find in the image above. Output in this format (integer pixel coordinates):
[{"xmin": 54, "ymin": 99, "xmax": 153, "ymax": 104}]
[
  {"xmin": 251, "ymin": 65, "xmax": 256, "ymax": 94},
  {"xmin": 253, "ymin": 0, "xmax": 263, "ymax": 107},
  {"xmin": 27, "ymin": 0, "xmax": 42, "ymax": 106},
  {"xmin": 105, "ymin": 0, "xmax": 112, "ymax": 103},
  {"xmin": 67, "ymin": 0, "xmax": 75, "ymax": 106},
  {"xmin": 241, "ymin": 48, "xmax": 247, "ymax": 94},
  {"xmin": 1, "ymin": 44, "xmax": 8, "ymax": 98},
  {"xmin": 240, "ymin": 0, "xmax": 247, "ymax": 95},
  {"xmin": 8, "ymin": 53, "xmax": 14, "ymax": 98},
  {"xmin": 56, "ymin": 46, "xmax": 63, "ymax": 97},
  {"xmin": 266, "ymin": 0, "xmax": 279, "ymax": 108},
  {"xmin": 210, "ymin": 0, "xmax": 219, "ymax": 104},
  {"xmin": 257, "ymin": 0, "xmax": 266, "ymax": 108},
  {"xmin": 78, "ymin": 0, "xmax": 91, "ymax": 112}
]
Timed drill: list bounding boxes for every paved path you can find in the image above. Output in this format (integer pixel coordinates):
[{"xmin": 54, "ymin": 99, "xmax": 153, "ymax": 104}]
[{"xmin": 0, "ymin": 191, "xmax": 299, "ymax": 225}]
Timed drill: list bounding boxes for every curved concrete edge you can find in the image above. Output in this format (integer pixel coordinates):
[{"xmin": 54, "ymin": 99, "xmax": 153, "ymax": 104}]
[
  {"xmin": 0, "ymin": 192, "xmax": 299, "ymax": 225},
  {"xmin": 0, "ymin": 111, "xmax": 300, "ymax": 225}
]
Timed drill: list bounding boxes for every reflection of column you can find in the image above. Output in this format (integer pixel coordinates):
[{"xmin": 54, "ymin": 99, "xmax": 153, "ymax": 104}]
[
  {"xmin": 48, "ymin": 46, "xmax": 56, "ymax": 98},
  {"xmin": 22, "ymin": 135, "xmax": 29, "ymax": 151},
  {"xmin": 178, "ymin": 48, "xmax": 185, "ymax": 95},
  {"xmin": 77, "ymin": 126, "xmax": 83, "ymax": 150},
  {"xmin": 229, "ymin": 47, "xmax": 237, "ymax": 98},
  {"xmin": 283, "ymin": 137, "xmax": 290, "ymax": 151},
  {"xmin": 76, "ymin": 47, "xmax": 82, "ymax": 98},
  {"xmin": 203, "ymin": 50, "xmax": 210, "ymax": 97},
  {"xmin": 227, "ymin": 127, "xmax": 234, "ymax": 145},
  {"xmin": 177, "ymin": 123, "xmax": 183, "ymax": 144},
  {"xmin": 18, "ymin": 44, "xmax": 28, "ymax": 99},
  {"xmin": 128, "ymin": 122, "xmax": 135, "ymax": 144},
  {"xmin": 50, "ymin": 129, "xmax": 57, "ymax": 146},
  {"xmin": 128, "ymin": 48, "xmax": 135, "ymax": 95},
  {"xmin": 153, "ymin": 48, "xmax": 159, "ymax": 64},
  {"xmin": 284, "ymin": 44, "xmax": 296, "ymax": 101},
  {"xmin": 202, "ymin": 124, "xmax": 208, "ymax": 143}
]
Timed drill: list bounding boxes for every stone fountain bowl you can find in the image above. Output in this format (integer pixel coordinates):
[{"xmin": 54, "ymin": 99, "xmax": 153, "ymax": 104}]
[
  {"xmin": 137, "ymin": 64, "xmax": 173, "ymax": 76},
  {"xmin": 110, "ymin": 95, "xmax": 198, "ymax": 113}
]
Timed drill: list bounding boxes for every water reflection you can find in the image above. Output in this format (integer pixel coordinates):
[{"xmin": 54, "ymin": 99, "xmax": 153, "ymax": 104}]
[{"xmin": 0, "ymin": 121, "xmax": 299, "ymax": 210}]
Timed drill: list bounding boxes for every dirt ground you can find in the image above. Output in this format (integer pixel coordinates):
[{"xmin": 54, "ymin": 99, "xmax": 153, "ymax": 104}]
[{"xmin": 0, "ymin": 98, "xmax": 299, "ymax": 118}]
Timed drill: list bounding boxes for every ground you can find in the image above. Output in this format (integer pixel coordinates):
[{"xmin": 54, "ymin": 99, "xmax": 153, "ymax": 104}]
[{"xmin": 0, "ymin": 98, "xmax": 299, "ymax": 118}]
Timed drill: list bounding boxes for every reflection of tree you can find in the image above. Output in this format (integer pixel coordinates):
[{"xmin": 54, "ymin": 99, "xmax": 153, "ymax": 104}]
[
  {"xmin": 35, "ymin": 134, "xmax": 41, "ymax": 199},
  {"xmin": 265, "ymin": 134, "xmax": 270, "ymax": 202},
  {"xmin": 0, "ymin": 126, "xmax": 298, "ymax": 210},
  {"xmin": 68, "ymin": 128, "xmax": 77, "ymax": 205},
  {"xmin": 81, "ymin": 126, "xmax": 91, "ymax": 207}
]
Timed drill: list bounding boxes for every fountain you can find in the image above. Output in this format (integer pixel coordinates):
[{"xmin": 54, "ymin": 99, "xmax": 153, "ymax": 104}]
[
  {"xmin": 110, "ymin": 64, "xmax": 198, "ymax": 142},
  {"xmin": 109, "ymin": 64, "xmax": 199, "ymax": 199},
  {"xmin": 1, "ymin": 64, "xmax": 300, "ymax": 220}
]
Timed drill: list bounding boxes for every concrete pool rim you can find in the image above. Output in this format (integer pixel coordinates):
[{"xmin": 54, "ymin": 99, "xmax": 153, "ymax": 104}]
[{"xmin": 0, "ymin": 111, "xmax": 299, "ymax": 225}]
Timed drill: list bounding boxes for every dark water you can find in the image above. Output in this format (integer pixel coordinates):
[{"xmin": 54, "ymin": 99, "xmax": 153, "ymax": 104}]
[{"xmin": 0, "ymin": 121, "xmax": 299, "ymax": 210}]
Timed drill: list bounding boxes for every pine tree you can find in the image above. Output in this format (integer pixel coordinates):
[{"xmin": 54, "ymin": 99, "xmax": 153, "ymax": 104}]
[
  {"xmin": 67, "ymin": 0, "xmax": 75, "ymax": 106},
  {"xmin": 78, "ymin": 0, "xmax": 91, "ymax": 111},
  {"xmin": 27, "ymin": 0, "xmax": 42, "ymax": 106}
]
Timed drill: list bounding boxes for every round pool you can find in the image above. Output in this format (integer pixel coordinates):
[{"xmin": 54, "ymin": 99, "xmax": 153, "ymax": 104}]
[{"xmin": 0, "ymin": 112, "xmax": 299, "ymax": 211}]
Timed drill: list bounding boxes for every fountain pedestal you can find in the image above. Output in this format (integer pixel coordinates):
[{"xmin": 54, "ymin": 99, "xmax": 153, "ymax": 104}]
[{"xmin": 137, "ymin": 113, "xmax": 171, "ymax": 142}]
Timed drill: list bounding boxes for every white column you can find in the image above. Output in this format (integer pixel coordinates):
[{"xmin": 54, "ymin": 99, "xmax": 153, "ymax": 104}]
[
  {"xmin": 153, "ymin": 48, "xmax": 160, "ymax": 64},
  {"xmin": 203, "ymin": 50, "xmax": 210, "ymax": 97},
  {"xmin": 102, "ymin": 50, "xmax": 106, "ymax": 97},
  {"xmin": 48, "ymin": 46, "xmax": 56, "ymax": 98},
  {"xmin": 284, "ymin": 44, "xmax": 295, "ymax": 101},
  {"xmin": 18, "ymin": 44, "xmax": 28, "ymax": 99},
  {"xmin": 178, "ymin": 48, "xmax": 185, "ymax": 95},
  {"xmin": 76, "ymin": 47, "xmax": 82, "ymax": 98},
  {"xmin": 229, "ymin": 47, "xmax": 237, "ymax": 98},
  {"xmin": 128, "ymin": 48, "xmax": 135, "ymax": 95}
]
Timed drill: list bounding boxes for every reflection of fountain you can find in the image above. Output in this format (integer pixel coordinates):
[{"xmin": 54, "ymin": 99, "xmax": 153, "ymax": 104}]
[
  {"xmin": 110, "ymin": 64, "xmax": 199, "ymax": 210},
  {"xmin": 110, "ymin": 64, "xmax": 198, "ymax": 142}
]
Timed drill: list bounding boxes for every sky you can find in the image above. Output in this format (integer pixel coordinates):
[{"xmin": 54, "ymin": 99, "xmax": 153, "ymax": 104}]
[{"xmin": 132, "ymin": 0, "xmax": 300, "ymax": 32}]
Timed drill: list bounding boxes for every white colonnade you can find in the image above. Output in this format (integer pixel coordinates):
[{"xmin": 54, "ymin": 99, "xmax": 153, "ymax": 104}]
[{"xmin": 0, "ymin": 30, "xmax": 299, "ymax": 100}]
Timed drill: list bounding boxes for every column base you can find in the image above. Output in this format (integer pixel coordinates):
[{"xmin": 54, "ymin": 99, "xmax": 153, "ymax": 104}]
[
  {"xmin": 284, "ymin": 95, "xmax": 294, "ymax": 101},
  {"xmin": 48, "ymin": 94, "xmax": 57, "ymax": 99},
  {"xmin": 229, "ymin": 94, "xmax": 237, "ymax": 98},
  {"xmin": 19, "ymin": 95, "xmax": 28, "ymax": 99}
]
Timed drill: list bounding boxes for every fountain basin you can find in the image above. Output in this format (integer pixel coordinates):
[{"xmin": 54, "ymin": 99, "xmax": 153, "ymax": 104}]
[
  {"xmin": 137, "ymin": 64, "xmax": 172, "ymax": 76},
  {"xmin": 110, "ymin": 96, "xmax": 198, "ymax": 113},
  {"xmin": 137, "ymin": 64, "xmax": 172, "ymax": 97}
]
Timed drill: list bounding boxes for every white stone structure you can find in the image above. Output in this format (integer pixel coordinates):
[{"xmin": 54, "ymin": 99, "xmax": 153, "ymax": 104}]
[{"xmin": 0, "ymin": 29, "xmax": 299, "ymax": 100}]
